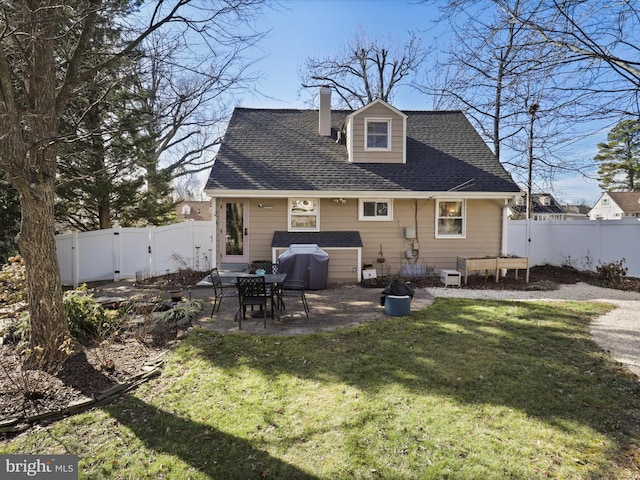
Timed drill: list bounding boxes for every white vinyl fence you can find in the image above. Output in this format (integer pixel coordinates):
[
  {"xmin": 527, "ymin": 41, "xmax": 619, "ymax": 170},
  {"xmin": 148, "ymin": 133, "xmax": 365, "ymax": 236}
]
[
  {"xmin": 506, "ymin": 218, "xmax": 640, "ymax": 278},
  {"xmin": 55, "ymin": 218, "xmax": 640, "ymax": 286},
  {"xmin": 56, "ymin": 222, "xmax": 214, "ymax": 287}
]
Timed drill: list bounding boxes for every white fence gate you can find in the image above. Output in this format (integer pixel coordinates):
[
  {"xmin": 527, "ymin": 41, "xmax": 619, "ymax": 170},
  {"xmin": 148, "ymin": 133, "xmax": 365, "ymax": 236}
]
[
  {"xmin": 56, "ymin": 222, "xmax": 214, "ymax": 287},
  {"xmin": 506, "ymin": 218, "xmax": 640, "ymax": 278}
]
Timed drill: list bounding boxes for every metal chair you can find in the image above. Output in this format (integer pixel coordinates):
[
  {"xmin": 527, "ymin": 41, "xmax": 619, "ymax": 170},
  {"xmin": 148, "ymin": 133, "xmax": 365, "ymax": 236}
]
[
  {"xmin": 209, "ymin": 268, "xmax": 237, "ymax": 317},
  {"xmin": 236, "ymin": 276, "xmax": 279, "ymax": 328},
  {"xmin": 253, "ymin": 262, "xmax": 280, "ymax": 274},
  {"xmin": 254, "ymin": 262, "xmax": 282, "ymax": 306},
  {"xmin": 280, "ymin": 266, "xmax": 310, "ymax": 317}
]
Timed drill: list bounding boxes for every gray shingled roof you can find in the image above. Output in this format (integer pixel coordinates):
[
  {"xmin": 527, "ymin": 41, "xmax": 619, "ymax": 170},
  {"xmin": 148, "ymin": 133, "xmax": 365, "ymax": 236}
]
[
  {"xmin": 509, "ymin": 193, "xmax": 565, "ymax": 215},
  {"xmin": 205, "ymin": 108, "xmax": 519, "ymax": 194}
]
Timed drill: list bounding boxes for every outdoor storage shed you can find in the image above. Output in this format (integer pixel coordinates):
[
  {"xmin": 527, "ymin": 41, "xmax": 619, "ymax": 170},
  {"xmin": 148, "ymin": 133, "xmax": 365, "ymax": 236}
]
[{"xmin": 278, "ymin": 244, "xmax": 329, "ymax": 289}]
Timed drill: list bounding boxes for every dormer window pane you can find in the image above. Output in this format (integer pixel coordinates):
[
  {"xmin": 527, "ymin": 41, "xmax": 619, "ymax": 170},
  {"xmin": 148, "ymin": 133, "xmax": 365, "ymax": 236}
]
[{"xmin": 365, "ymin": 119, "xmax": 391, "ymax": 150}]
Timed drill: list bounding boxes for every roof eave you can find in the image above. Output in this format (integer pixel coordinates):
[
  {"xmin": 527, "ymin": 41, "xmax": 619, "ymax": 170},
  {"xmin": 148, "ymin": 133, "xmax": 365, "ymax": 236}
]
[{"xmin": 203, "ymin": 188, "xmax": 522, "ymax": 200}]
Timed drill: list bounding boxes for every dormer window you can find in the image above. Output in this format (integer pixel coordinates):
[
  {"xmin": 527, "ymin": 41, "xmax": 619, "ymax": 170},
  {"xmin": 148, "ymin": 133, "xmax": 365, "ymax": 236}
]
[{"xmin": 365, "ymin": 118, "xmax": 391, "ymax": 150}]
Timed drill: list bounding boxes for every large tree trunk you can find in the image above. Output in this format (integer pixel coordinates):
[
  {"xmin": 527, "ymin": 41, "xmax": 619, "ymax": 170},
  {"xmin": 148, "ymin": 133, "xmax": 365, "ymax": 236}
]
[
  {"xmin": 17, "ymin": 174, "xmax": 74, "ymax": 372},
  {"xmin": 13, "ymin": 1, "xmax": 74, "ymax": 372}
]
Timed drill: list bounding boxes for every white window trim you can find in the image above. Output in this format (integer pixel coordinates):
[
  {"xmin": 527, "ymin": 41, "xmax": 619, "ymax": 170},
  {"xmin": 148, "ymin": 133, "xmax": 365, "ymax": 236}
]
[
  {"xmin": 288, "ymin": 198, "xmax": 320, "ymax": 232},
  {"xmin": 435, "ymin": 199, "xmax": 466, "ymax": 238},
  {"xmin": 364, "ymin": 118, "xmax": 392, "ymax": 151},
  {"xmin": 358, "ymin": 199, "xmax": 393, "ymax": 221}
]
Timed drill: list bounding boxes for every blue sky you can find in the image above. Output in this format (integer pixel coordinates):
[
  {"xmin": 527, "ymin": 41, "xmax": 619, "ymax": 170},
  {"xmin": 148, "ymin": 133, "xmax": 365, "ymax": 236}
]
[{"xmin": 232, "ymin": 0, "xmax": 605, "ymax": 205}]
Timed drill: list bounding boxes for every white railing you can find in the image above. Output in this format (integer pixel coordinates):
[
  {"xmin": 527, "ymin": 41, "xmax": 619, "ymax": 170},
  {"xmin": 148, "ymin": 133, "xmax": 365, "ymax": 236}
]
[{"xmin": 55, "ymin": 222, "xmax": 214, "ymax": 287}]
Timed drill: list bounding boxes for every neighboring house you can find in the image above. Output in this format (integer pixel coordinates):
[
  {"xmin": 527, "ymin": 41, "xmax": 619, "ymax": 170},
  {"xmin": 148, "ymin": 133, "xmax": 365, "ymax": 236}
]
[
  {"xmin": 204, "ymin": 87, "xmax": 521, "ymax": 283},
  {"xmin": 562, "ymin": 204, "xmax": 591, "ymax": 220},
  {"xmin": 507, "ymin": 193, "xmax": 585, "ymax": 220},
  {"xmin": 175, "ymin": 201, "xmax": 213, "ymax": 222},
  {"xmin": 589, "ymin": 191, "xmax": 640, "ymax": 220}
]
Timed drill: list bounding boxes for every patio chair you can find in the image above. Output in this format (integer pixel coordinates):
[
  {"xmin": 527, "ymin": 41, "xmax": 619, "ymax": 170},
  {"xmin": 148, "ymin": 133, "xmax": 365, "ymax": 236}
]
[
  {"xmin": 253, "ymin": 261, "xmax": 282, "ymax": 306},
  {"xmin": 280, "ymin": 266, "xmax": 310, "ymax": 317},
  {"xmin": 236, "ymin": 275, "xmax": 280, "ymax": 328},
  {"xmin": 253, "ymin": 261, "xmax": 280, "ymax": 274},
  {"xmin": 210, "ymin": 268, "xmax": 237, "ymax": 317}
]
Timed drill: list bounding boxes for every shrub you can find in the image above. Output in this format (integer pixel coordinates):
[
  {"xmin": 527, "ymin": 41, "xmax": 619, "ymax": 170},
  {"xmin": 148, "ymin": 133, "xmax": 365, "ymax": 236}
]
[
  {"xmin": 151, "ymin": 299, "xmax": 203, "ymax": 331},
  {"xmin": 0, "ymin": 255, "xmax": 27, "ymax": 305},
  {"xmin": 63, "ymin": 285, "xmax": 124, "ymax": 344},
  {"xmin": 2, "ymin": 311, "xmax": 30, "ymax": 352},
  {"xmin": 595, "ymin": 258, "xmax": 628, "ymax": 287}
]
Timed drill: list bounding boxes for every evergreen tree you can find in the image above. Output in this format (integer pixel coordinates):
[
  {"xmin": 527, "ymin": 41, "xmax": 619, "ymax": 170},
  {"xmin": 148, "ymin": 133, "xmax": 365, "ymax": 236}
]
[
  {"xmin": 55, "ymin": 6, "xmax": 177, "ymax": 231},
  {"xmin": 595, "ymin": 120, "xmax": 640, "ymax": 192}
]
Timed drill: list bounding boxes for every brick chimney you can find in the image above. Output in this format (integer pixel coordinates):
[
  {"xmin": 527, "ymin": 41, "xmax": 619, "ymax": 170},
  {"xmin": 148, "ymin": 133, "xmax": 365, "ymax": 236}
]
[{"xmin": 319, "ymin": 86, "xmax": 331, "ymax": 136}]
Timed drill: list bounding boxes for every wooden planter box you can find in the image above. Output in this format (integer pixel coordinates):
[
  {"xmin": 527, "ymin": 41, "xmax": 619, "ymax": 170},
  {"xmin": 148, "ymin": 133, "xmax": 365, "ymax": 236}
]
[
  {"xmin": 457, "ymin": 256, "xmax": 529, "ymax": 285},
  {"xmin": 497, "ymin": 257, "xmax": 529, "ymax": 283}
]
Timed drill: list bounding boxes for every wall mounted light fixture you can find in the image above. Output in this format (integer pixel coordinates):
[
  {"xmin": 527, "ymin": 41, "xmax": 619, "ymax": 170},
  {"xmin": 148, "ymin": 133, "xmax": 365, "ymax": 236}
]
[{"xmin": 333, "ymin": 198, "xmax": 347, "ymax": 204}]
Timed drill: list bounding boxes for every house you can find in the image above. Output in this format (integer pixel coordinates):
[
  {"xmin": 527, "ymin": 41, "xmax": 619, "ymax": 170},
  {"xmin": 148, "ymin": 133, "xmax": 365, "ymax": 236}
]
[
  {"xmin": 175, "ymin": 200, "xmax": 213, "ymax": 222},
  {"xmin": 204, "ymin": 88, "xmax": 521, "ymax": 283},
  {"xmin": 507, "ymin": 193, "xmax": 586, "ymax": 220},
  {"xmin": 562, "ymin": 204, "xmax": 591, "ymax": 219},
  {"xmin": 589, "ymin": 191, "xmax": 640, "ymax": 220}
]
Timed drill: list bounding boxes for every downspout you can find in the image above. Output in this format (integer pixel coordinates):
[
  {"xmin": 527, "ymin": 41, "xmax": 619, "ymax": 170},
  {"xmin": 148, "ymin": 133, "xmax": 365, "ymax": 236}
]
[{"xmin": 501, "ymin": 199, "xmax": 509, "ymax": 256}]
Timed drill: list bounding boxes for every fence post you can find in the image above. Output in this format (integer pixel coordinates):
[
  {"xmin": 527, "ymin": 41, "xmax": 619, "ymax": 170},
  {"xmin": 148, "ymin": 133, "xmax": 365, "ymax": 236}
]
[
  {"xmin": 113, "ymin": 228, "xmax": 121, "ymax": 282},
  {"xmin": 72, "ymin": 232, "xmax": 79, "ymax": 289}
]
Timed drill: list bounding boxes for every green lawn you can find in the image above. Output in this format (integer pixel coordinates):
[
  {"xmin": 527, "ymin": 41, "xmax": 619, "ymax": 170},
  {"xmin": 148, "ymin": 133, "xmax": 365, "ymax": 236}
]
[{"xmin": 3, "ymin": 298, "xmax": 640, "ymax": 479}]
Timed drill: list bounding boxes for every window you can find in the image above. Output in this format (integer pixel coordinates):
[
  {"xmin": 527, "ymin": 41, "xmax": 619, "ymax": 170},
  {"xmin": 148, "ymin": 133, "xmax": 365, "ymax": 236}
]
[
  {"xmin": 602, "ymin": 198, "xmax": 610, "ymax": 206},
  {"xmin": 289, "ymin": 198, "xmax": 319, "ymax": 231},
  {"xmin": 359, "ymin": 199, "xmax": 392, "ymax": 221},
  {"xmin": 436, "ymin": 200, "xmax": 465, "ymax": 238},
  {"xmin": 181, "ymin": 205, "xmax": 191, "ymax": 216},
  {"xmin": 365, "ymin": 118, "xmax": 391, "ymax": 150}
]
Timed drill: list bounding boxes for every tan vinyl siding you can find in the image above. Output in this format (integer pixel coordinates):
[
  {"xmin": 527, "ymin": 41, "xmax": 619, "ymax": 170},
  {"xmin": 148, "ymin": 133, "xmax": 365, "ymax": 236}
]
[
  {"xmin": 422, "ymin": 199, "xmax": 504, "ymax": 271},
  {"xmin": 248, "ymin": 199, "xmax": 288, "ymax": 262},
  {"xmin": 349, "ymin": 199, "xmax": 504, "ymax": 274},
  {"xmin": 223, "ymin": 197, "xmax": 505, "ymax": 282},
  {"xmin": 349, "ymin": 103, "xmax": 405, "ymax": 164}
]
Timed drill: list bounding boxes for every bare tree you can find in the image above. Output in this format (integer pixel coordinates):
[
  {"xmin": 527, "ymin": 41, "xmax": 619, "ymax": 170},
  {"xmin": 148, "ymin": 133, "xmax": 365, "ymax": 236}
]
[
  {"xmin": 0, "ymin": 0, "xmax": 267, "ymax": 372},
  {"xmin": 299, "ymin": 30, "xmax": 428, "ymax": 109},
  {"xmin": 494, "ymin": 0, "xmax": 640, "ymax": 117},
  {"xmin": 420, "ymin": 0, "xmax": 606, "ymax": 193}
]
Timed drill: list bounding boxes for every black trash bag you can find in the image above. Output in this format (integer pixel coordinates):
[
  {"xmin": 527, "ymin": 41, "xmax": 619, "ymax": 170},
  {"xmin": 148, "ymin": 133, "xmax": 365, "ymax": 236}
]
[{"xmin": 380, "ymin": 279, "xmax": 415, "ymax": 306}]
